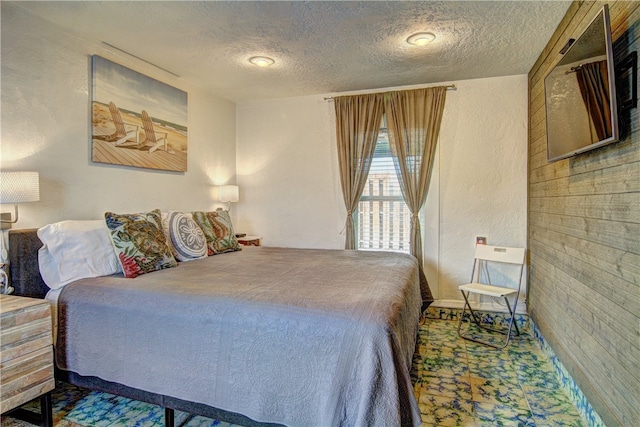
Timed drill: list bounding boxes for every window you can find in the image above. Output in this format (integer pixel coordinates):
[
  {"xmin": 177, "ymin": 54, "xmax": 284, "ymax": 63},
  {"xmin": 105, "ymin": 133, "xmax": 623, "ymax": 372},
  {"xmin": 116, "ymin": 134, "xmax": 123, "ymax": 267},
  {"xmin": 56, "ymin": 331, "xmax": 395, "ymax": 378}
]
[{"xmin": 357, "ymin": 122, "xmax": 411, "ymax": 252}]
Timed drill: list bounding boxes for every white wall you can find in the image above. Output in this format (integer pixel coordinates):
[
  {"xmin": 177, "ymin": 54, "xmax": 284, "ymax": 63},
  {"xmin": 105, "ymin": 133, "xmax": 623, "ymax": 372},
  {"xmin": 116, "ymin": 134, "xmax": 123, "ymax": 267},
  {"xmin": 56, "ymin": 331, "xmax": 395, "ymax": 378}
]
[
  {"xmin": 0, "ymin": 4, "xmax": 237, "ymax": 228},
  {"xmin": 236, "ymin": 75, "xmax": 528, "ymax": 305},
  {"xmin": 436, "ymin": 75, "xmax": 528, "ymax": 306},
  {"xmin": 236, "ymin": 96, "xmax": 345, "ymax": 249}
]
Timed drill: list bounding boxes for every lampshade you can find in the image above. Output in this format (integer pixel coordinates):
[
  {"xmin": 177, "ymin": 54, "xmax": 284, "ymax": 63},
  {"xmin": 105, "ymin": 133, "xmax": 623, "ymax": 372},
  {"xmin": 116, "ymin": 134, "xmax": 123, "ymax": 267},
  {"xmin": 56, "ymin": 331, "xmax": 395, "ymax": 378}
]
[
  {"xmin": 0, "ymin": 171, "xmax": 40, "ymax": 204},
  {"xmin": 218, "ymin": 185, "xmax": 239, "ymax": 203}
]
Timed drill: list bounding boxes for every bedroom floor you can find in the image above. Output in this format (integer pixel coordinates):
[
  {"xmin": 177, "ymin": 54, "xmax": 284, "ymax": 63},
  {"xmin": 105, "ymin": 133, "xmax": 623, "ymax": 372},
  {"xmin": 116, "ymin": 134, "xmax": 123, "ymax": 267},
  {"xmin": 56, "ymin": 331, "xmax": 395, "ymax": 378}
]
[
  {"xmin": 2, "ymin": 319, "xmax": 584, "ymax": 427},
  {"xmin": 413, "ymin": 318, "xmax": 584, "ymax": 426}
]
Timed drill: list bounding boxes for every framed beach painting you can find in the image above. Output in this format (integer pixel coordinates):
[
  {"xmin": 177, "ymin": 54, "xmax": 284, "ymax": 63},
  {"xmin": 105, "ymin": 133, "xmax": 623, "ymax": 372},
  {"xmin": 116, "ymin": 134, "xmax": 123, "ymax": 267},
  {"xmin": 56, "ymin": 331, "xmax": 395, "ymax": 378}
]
[{"xmin": 91, "ymin": 55, "xmax": 188, "ymax": 172}]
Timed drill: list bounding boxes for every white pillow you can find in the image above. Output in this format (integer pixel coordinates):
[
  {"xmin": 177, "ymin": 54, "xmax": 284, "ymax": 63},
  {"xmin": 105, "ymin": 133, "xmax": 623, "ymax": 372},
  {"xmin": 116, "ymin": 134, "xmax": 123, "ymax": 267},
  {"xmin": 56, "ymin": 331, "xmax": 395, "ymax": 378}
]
[{"xmin": 37, "ymin": 220, "xmax": 122, "ymax": 289}]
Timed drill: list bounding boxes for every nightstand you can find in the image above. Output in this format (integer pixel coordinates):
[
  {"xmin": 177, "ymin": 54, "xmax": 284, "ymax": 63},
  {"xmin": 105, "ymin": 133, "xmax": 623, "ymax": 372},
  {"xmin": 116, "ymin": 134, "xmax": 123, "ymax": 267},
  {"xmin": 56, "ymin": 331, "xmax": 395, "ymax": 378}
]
[
  {"xmin": 237, "ymin": 236, "xmax": 262, "ymax": 246},
  {"xmin": 0, "ymin": 294, "xmax": 54, "ymax": 427}
]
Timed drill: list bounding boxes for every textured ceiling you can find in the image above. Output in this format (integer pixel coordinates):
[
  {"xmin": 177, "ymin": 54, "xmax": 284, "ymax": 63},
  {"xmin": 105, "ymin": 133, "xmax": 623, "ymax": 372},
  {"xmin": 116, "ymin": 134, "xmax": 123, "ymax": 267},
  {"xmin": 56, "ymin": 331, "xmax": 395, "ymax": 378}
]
[{"xmin": 11, "ymin": 1, "xmax": 571, "ymax": 103}]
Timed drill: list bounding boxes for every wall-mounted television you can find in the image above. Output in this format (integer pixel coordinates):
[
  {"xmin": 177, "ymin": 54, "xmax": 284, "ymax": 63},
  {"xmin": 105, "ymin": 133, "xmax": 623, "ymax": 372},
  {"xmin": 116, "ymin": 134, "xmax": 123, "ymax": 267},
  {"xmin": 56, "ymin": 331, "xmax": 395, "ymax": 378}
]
[{"xmin": 544, "ymin": 5, "xmax": 618, "ymax": 162}]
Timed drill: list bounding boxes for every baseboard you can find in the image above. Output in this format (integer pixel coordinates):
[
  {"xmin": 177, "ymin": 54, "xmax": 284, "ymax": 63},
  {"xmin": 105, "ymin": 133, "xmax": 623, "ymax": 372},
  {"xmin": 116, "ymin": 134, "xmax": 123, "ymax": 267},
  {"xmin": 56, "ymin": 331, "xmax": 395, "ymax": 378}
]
[{"xmin": 529, "ymin": 320, "xmax": 606, "ymax": 427}]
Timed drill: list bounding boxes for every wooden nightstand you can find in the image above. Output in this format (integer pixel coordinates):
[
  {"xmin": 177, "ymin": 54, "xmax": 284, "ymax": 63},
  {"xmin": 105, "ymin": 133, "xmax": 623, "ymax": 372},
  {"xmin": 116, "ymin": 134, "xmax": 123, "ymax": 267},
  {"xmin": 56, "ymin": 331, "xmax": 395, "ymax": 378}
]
[
  {"xmin": 237, "ymin": 236, "xmax": 262, "ymax": 246},
  {"xmin": 0, "ymin": 294, "xmax": 54, "ymax": 426}
]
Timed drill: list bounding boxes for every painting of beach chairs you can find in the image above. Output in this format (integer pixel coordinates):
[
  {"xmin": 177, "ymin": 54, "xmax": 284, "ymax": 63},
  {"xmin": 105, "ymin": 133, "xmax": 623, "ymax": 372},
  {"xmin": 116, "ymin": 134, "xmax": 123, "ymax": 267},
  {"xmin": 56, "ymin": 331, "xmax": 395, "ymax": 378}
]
[{"xmin": 91, "ymin": 55, "xmax": 188, "ymax": 172}]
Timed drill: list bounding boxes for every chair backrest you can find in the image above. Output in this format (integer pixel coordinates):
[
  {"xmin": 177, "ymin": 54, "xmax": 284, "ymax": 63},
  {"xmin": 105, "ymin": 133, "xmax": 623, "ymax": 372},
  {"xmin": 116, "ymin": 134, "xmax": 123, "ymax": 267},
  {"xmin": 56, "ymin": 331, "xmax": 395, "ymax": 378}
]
[
  {"xmin": 474, "ymin": 244, "xmax": 525, "ymax": 265},
  {"xmin": 471, "ymin": 244, "xmax": 526, "ymax": 288},
  {"xmin": 141, "ymin": 110, "xmax": 157, "ymax": 143},
  {"xmin": 108, "ymin": 102, "xmax": 127, "ymax": 136}
]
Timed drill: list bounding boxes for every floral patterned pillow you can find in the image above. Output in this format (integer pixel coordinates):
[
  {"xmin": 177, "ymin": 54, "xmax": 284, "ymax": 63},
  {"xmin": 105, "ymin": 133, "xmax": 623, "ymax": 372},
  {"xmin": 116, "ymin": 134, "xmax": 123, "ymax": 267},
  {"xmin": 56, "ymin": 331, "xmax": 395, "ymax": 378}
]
[
  {"xmin": 167, "ymin": 211, "xmax": 207, "ymax": 261},
  {"xmin": 192, "ymin": 210, "xmax": 241, "ymax": 255},
  {"xmin": 105, "ymin": 209, "xmax": 177, "ymax": 278}
]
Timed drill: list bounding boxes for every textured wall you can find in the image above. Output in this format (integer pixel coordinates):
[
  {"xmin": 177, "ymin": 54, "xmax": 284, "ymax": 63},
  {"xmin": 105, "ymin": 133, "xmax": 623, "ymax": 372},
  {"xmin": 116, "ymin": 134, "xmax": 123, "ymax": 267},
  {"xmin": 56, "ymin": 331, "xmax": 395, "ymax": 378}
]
[
  {"xmin": 1, "ymin": 4, "xmax": 237, "ymax": 227},
  {"xmin": 436, "ymin": 75, "xmax": 528, "ymax": 304},
  {"xmin": 6, "ymin": 1, "xmax": 570, "ymax": 103},
  {"xmin": 236, "ymin": 75, "xmax": 528, "ymax": 304},
  {"xmin": 235, "ymin": 95, "xmax": 345, "ymax": 249},
  {"xmin": 528, "ymin": 2, "xmax": 640, "ymax": 425}
]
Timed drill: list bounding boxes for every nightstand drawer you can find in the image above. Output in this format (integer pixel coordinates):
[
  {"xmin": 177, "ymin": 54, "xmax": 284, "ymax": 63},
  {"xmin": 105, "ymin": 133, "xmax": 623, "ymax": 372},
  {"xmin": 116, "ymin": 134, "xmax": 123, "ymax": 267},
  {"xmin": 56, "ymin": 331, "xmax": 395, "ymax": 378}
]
[
  {"xmin": 1, "ymin": 318, "xmax": 52, "ymax": 363},
  {"xmin": 1, "ymin": 346, "xmax": 54, "ymax": 412},
  {"xmin": 0, "ymin": 295, "xmax": 54, "ymax": 415}
]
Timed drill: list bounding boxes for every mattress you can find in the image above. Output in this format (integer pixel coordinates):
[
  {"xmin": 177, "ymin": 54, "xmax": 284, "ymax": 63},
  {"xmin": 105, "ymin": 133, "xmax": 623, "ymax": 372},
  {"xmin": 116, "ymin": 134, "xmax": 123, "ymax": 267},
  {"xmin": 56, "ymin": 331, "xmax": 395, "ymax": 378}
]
[
  {"xmin": 55, "ymin": 247, "xmax": 422, "ymax": 426},
  {"xmin": 45, "ymin": 288, "xmax": 62, "ymax": 344}
]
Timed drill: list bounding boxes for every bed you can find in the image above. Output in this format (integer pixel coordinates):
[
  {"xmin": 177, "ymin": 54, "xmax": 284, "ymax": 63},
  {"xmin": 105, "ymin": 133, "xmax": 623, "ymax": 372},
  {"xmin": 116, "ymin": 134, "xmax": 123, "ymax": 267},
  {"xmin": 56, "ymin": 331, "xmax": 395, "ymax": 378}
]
[{"xmin": 8, "ymin": 228, "xmax": 427, "ymax": 427}]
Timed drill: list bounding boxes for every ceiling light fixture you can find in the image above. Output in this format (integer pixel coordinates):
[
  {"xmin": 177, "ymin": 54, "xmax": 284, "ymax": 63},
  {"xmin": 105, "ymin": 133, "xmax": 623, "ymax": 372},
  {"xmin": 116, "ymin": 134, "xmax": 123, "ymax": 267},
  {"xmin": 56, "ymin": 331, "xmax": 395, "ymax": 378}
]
[
  {"xmin": 249, "ymin": 56, "xmax": 275, "ymax": 67},
  {"xmin": 406, "ymin": 32, "xmax": 436, "ymax": 46}
]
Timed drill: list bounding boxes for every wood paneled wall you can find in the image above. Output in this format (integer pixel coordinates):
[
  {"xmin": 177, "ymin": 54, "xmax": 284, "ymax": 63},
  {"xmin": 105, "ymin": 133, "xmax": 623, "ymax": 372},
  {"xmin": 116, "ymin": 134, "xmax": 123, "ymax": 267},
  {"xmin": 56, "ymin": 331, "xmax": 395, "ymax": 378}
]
[{"xmin": 528, "ymin": 2, "xmax": 639, "ymax": 426}]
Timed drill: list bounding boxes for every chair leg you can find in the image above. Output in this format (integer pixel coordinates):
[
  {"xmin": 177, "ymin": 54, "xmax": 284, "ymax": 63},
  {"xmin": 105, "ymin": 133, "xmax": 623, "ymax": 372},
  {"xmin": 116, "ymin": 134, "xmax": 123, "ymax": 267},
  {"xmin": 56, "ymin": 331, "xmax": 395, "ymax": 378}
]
[
  {"xmin": 505, "ymin": 296, "xmax": 519, "ymax": 335},
  {"xmin": 464, "ymin": 292, "xmax": 484, "ymax": 326},
  {"xmin": 457, "ymin": 291, "xmax": 519, "ymax": 349},
  {"xmin": 457, "ymin": 292, "xmax": 469, "ymax": 337},
  {"xmin": 457, "ymin": 291, "xmax": 484, "ymax": 338}
]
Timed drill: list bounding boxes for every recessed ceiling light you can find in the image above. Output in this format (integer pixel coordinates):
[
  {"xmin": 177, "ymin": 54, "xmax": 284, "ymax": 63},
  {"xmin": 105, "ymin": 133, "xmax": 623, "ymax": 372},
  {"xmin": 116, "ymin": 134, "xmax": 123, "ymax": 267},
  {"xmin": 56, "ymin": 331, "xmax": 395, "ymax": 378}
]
[
  {"xmin": 406, "ymin": 32, "xmax": 436, "ymax": 46},
  {"xmin": 249, "ymin": 56, "xmax": 275, "ymax": 67}
]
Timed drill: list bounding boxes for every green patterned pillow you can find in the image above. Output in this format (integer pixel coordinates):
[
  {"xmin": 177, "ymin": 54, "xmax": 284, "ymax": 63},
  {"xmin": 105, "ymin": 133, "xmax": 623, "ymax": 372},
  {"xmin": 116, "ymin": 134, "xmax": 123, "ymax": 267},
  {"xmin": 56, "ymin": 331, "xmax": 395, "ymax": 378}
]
[
  {"xmin": 192, "ymin": 210, "xmax": 241, "ymax": 255},
  {"xmin": 105, "ymin": 209, "xmax": 177, "ymax": 278}
]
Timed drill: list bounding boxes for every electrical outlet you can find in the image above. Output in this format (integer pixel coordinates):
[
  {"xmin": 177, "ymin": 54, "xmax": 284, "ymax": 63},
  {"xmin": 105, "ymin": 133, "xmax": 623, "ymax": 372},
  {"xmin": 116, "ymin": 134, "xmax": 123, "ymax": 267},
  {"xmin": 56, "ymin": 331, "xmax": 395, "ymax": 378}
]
[{"xmin": 476, "ymin": 236, "xmax": 486, "ymax": 245}]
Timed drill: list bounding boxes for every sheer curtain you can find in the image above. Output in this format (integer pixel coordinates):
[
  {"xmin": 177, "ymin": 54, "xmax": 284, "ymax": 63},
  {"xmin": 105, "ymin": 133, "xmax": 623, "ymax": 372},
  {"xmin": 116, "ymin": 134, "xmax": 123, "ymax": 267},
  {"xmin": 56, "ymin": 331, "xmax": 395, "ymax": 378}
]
[
  {"xmin": 334, "ymin": 93, "xmax": 385, "ymax": 249},
  {"xmin": 385, "ymin": 87, "xmax": 447, "ymax": 306}
]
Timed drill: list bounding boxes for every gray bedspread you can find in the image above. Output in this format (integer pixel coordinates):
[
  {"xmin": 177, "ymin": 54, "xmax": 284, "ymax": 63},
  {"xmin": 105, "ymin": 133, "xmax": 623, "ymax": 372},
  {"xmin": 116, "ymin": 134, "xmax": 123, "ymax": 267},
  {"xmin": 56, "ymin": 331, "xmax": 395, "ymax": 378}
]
[{"xmin": 56, "ymin": 247, "xmax": 422, "ymax": 426}]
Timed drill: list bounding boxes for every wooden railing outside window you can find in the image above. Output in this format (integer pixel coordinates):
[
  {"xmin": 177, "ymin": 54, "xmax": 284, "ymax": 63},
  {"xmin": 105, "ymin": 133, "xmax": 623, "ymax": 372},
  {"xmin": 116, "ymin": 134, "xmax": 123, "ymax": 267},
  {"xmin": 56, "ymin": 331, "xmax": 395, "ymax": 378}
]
[{"xmin": 358, "ymin": 173, "xmax": 410, "ymax": 253}]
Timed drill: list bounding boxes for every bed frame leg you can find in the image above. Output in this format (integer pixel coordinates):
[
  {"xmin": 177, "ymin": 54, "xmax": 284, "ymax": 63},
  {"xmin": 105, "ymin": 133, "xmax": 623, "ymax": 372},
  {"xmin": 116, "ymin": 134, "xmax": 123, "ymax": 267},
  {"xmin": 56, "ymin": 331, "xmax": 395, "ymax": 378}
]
[{"xmin": 165, "ymin": 407, "xmax": 175, "ymax": 427}]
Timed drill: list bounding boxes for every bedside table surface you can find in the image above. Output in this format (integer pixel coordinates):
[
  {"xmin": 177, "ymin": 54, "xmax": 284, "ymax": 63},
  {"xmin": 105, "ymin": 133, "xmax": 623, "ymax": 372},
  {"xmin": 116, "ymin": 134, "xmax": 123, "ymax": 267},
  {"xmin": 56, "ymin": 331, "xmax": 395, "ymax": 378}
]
[
  {"xmin": 0, "ymin": 294, "xmax": 55, "ymax": 414},
  {"xmin": 237, "ymin": 236, "xmax": 262, "ymax": 247}
]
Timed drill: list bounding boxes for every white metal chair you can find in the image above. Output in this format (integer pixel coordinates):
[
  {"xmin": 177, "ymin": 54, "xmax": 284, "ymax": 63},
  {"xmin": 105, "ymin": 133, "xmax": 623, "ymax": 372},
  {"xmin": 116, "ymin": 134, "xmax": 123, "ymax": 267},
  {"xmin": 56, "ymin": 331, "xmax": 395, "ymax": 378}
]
[{"xmin": 457, "ymin": 244, "xmax": 526, "ymax": 349}]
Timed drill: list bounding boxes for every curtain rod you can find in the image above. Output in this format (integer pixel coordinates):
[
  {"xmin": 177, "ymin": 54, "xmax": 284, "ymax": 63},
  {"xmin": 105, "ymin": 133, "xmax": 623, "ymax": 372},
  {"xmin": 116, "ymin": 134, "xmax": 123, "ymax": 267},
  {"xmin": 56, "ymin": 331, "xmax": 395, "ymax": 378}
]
[
  {"xmin": 565, "ymin": 65, "xmax": 582, "ymax": 75},
  {"xmin": 323, "ymin": 84, "xmax": 456, "ymax": 101},
  {"xmin": 102, "ymin": 42, "xmax": 181, "ymax": 78}
]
